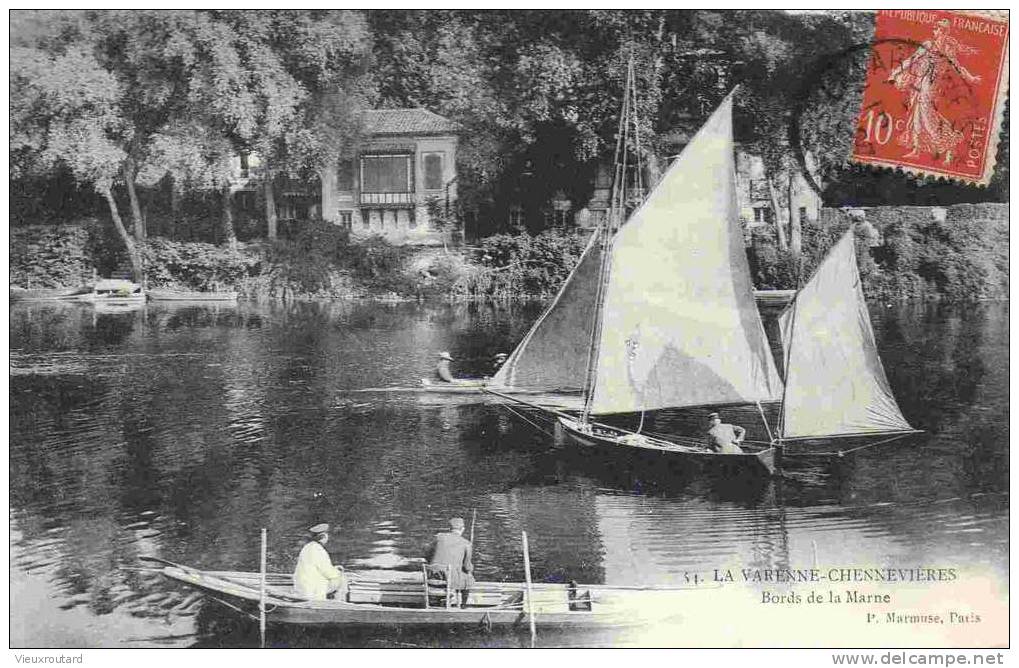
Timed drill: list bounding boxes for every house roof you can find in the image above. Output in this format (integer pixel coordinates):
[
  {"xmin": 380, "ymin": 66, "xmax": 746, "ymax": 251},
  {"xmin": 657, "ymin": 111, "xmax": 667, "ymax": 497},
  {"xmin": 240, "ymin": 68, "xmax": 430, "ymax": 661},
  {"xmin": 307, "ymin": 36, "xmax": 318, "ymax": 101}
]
[{"xmin": 362, "ymin": 108, "xmax": 457, "ymax": 136}]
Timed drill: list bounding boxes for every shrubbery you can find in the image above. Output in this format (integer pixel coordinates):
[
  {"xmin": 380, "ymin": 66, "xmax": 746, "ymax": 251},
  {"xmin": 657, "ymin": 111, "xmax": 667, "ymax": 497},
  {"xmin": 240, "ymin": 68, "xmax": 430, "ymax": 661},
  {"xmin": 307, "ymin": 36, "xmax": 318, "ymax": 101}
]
[
  {"xmin": 747, "ymin": 204, "xmax": 1008, "ymax": 301},
  {"xmin": 140, "ymin": 237, "xmax": 256, "ymax": 290},
  {"xmin": 11, "ymin": 205, "xmax": 1007, "ymax": 303},
  {"xmin": 452, "ymin": 228, "xmax": 588, "ymax": 299},
  {"xmin": 10, "ymin": 225, "xmax": 93, "ymax": 288}
]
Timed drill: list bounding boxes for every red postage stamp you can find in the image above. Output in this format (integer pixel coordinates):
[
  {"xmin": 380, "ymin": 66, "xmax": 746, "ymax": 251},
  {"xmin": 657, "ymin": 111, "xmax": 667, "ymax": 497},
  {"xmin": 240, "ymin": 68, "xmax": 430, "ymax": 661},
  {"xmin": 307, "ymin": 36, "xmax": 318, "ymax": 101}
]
[{"xmin": 850, "ymin": 10, "xmax": 1009, "ymax": 185}]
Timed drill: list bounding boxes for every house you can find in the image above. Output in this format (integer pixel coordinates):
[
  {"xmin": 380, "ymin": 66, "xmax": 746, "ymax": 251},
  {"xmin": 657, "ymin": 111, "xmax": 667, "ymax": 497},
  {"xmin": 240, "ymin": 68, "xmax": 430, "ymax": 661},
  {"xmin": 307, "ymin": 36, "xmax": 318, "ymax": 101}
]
[
  {"xmin": 570, "ymin": 144, "xmax": 821, "ymax": 237},
  {"xmin": 231, "ymin": 108, "xmax": 458, "ymax": 245},
  {"xmin": 734, "ymin": 151, "xmax": 822, "ymax": 234},
  {"xmin": 322, "ymin": 108, "xmax": 458, "ymax": 245}
]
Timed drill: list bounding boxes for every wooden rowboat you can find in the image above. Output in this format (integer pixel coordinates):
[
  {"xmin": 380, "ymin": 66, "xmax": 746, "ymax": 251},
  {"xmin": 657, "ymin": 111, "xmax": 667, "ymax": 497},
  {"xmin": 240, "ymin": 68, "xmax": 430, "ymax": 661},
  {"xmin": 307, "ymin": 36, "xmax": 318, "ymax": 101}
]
[
  {"xmin": 419, "ymin": 378, "xmax": 489, "ymax": 393},
  {"xmin": 752, "ymin": 288, "xmax": 797, "ymax": 309},
  {"xmin": 156, "ymin": 560, "xmax": 684, "ymax": 630},
  {"xmin": 148, "ymin": 290, "xmax": 239, "ymax": 302},
  {"xmin": 10, "ymin": 286, "xmax": 93, "ymax": 302},
  {"xmin": 557, "ymin": 416, "xmax": 777, "ymax": 477}
]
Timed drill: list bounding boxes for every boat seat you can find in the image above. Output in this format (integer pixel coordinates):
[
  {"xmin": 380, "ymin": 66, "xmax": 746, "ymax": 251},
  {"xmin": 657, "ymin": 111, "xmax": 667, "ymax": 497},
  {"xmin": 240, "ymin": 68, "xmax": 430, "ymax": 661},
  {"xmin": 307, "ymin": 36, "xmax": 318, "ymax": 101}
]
[{"xmin": 422, "ymin": 564, "xmax": 454, "ymax": 609}]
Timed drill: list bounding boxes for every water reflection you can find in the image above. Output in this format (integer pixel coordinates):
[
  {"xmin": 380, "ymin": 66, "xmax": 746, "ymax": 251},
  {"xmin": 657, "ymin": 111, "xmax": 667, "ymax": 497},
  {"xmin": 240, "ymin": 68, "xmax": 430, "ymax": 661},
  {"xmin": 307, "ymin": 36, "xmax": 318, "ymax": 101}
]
[{"xmin": 8, "ymin": 300, "xmax": 1008, "ymax": 647}]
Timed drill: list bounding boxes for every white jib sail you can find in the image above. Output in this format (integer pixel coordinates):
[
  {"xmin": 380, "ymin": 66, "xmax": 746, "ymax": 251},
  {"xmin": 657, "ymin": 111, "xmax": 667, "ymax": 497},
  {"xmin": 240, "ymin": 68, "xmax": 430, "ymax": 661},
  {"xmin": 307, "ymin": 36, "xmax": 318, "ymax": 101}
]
[
  {"xmin": 587, "ymin": 93, "xmax": 783, "ymax": 415},
  {"xmin": 780, "ymin": 232, "xmax": 913, "ymax": 438}
]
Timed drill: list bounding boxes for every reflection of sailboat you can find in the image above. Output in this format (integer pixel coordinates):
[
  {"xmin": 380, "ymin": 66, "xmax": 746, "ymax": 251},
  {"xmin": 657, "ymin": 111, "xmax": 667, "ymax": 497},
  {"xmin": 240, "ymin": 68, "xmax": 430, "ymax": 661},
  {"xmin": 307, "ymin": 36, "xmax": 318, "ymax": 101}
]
[{"xmin": 492, "ymin": 91, "xmax": 917, "ymax": 475}]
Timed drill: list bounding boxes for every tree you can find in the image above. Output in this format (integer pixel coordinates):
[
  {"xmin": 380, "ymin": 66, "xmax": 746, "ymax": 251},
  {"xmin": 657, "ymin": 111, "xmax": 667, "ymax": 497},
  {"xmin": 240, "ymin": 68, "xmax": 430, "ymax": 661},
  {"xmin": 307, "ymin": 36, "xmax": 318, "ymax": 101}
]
[{"xmin": 11, "ymin": 20, "xmax": 145, "ymax": 281}]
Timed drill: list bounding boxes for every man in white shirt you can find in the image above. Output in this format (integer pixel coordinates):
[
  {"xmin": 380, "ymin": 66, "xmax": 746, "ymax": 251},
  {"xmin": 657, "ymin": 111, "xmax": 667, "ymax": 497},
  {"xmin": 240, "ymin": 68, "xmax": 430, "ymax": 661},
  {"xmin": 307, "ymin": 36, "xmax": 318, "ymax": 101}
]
[{"xmin": 293, "ymin": 523, "xmax": 346, "ymax": 600}]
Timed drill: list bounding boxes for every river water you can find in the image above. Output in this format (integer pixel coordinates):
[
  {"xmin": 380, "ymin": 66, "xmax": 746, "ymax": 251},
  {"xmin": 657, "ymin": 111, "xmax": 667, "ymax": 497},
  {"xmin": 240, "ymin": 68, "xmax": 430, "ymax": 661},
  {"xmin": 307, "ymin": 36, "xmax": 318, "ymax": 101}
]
[{"xmin": 9, "ymin": 300, "xmax": 1009, "ymax": 648}]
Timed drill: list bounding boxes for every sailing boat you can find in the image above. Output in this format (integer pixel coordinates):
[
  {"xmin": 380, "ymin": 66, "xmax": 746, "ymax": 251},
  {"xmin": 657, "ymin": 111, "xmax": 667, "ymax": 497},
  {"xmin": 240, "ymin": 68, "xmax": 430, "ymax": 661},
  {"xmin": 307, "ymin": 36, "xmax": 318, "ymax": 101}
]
[{"xmin": 489, "ymin": 91, "xmax": 917, "ymax": 476}]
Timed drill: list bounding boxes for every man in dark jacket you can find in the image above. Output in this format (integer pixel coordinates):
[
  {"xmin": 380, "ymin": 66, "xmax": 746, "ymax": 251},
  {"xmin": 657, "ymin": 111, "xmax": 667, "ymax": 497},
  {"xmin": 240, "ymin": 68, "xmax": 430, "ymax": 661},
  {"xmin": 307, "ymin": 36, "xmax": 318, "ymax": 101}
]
[{"xmin": 425, "ymin": 517, "xmax": 475, "ymax": 607}]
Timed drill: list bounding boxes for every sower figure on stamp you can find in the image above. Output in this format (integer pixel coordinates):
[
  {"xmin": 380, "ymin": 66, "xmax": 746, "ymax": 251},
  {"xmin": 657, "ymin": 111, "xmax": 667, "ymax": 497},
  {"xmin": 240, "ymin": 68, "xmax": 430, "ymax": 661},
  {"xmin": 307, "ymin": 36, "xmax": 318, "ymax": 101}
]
[
  {"xmin": 705, "ymin": 412, "xmax": 746, "ymax": 454},
  {"xmin": 887, "ymin": 18, "xmax": 981, "ymax": 164},
  {"xmin": 425, "ymin": 517, "xmax": 475, "ymax": 607}
]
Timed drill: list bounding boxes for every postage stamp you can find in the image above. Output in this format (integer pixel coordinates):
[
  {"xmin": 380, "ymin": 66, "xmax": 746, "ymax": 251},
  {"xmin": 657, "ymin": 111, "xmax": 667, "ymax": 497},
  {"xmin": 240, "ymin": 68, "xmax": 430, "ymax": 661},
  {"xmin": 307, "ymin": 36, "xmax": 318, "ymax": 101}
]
[{"xmin": 850, "ymin": 10, "xmax": 1009, "ymax": 185}]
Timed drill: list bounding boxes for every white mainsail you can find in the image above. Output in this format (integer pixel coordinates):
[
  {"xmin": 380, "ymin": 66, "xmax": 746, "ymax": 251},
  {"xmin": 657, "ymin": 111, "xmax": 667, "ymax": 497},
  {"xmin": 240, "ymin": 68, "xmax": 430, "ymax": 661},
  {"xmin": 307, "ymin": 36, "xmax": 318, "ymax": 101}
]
[
  {"xmin": 586, "ymin": 93, "xmax": 783, "ymax": 415},
  {"xmin": 490, "ymin": 231, "xmax": 604, "ymax": 392},
  {"xmin": 779, "ymin": 232, "xmax": 913, "ymax": 438}
]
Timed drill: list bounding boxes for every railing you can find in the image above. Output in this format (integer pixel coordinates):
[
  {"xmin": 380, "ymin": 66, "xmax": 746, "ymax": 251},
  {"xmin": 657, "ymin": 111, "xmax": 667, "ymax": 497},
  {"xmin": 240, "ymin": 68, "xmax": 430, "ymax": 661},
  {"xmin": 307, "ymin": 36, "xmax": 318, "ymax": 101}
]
[{"xmin": 360, "ymin": 192, "xmax": 415, "ymax": 206}]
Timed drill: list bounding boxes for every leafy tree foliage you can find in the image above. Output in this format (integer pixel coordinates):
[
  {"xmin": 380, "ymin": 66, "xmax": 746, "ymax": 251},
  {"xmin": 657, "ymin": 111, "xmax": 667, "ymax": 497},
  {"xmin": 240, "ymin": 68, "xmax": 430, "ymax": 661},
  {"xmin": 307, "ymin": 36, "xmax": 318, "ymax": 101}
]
[{"xmin": 12, "ymin": 9, "xmax": 1007, "ymax": 258}]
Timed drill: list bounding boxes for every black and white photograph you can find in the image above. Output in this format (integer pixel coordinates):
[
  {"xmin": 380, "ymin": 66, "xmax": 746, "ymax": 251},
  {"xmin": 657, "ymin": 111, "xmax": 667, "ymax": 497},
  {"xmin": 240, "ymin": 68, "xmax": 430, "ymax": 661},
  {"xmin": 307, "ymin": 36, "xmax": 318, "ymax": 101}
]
[{"xmin": 8, "ymin": 8, "xmax": 1009, "ymax": 655}]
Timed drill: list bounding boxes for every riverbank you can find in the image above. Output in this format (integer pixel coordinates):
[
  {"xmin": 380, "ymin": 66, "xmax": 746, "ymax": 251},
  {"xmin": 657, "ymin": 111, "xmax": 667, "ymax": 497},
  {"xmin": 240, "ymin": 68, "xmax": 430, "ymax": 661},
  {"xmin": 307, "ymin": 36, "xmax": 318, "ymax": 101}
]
[{"xmin": 10, "ymin": 204, "xmax": 1008, "ymax": 303}]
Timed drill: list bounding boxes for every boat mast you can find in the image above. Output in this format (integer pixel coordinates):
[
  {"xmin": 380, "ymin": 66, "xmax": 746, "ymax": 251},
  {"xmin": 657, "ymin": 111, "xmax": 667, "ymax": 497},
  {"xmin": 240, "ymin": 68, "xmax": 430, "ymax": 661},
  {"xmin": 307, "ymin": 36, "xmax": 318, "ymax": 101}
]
[
  {"xmin": 776, "ymin": 254, "xmax": 805, "ymax": 443},
  {"xmin": 582, "ymin": 52, "xmax": 637, "ymax": 424}
]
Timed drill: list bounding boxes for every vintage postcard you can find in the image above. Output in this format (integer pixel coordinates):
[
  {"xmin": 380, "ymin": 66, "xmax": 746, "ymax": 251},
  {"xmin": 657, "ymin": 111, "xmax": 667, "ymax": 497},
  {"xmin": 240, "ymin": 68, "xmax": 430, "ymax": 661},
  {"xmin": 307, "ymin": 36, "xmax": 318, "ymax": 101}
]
[{"xmin": 8, "ymin": 8, "xmax": 1008, "ymax": 660}]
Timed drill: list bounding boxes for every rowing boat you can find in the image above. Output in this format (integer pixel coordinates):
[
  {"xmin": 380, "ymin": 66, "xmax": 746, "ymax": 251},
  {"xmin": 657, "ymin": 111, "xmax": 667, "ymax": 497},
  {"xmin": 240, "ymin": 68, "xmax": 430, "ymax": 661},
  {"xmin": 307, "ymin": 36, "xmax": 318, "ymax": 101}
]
[
  {"xmin": 148, "ymin": 290, "xmax": 239, "ymax": 302},
  {"xmin": 419, "ymin": 378, "xmax": 489, "ymax": 393},
  {"xmin": 157, "ymin": 561, "xmax": 683, "ymax": 630}
]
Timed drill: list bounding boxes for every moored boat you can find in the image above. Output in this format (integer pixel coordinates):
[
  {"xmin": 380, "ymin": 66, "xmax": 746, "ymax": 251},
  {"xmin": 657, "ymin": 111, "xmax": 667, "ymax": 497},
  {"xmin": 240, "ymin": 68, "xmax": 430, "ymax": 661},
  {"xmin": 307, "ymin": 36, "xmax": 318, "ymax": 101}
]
[
  {"xmin": 419, "ymin": 377, "xmax": 488, "ymax": 393},
  {"xmin": 753, "ymin": 288, "xmax": 797, "ymax": 309},
  {"xmin": 156, "ymin": 560, "xmax": 683, "ymax": 630},
  {"xmin": 10, "ymin": 286, "xmax": 93, "ymax": 302},
  {"xmin": 148, "ymin": 290, "xmax": 238, "ymax": 302}
]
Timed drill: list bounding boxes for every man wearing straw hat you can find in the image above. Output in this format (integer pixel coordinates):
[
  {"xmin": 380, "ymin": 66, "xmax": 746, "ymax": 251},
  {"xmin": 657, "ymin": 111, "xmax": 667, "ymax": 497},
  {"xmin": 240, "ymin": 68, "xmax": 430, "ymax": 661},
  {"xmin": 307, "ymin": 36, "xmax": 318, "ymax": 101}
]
[
  {"xmin": 425, "ymin": 517, "xmax": 475, "ymax": 607},
  {"xmin": 293, "ymin": 523, "xmax": 346, "ymax": 601}
]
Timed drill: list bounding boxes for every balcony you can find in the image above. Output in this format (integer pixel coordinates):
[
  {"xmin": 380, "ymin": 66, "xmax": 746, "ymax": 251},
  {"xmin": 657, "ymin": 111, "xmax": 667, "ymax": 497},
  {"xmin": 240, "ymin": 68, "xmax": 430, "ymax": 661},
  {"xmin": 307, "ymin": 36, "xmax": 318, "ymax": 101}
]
[{"xmin": 360, "ymin": 192, "xmax": 415, "ymax": 207}]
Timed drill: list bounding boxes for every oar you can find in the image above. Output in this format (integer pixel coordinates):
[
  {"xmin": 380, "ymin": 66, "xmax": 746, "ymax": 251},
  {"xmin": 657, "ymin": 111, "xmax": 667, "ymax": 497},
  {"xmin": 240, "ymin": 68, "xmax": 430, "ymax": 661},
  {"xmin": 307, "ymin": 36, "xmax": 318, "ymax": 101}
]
[{"xmin": 139, "ymin": 555, "xmax": 192, "ymax": 570}]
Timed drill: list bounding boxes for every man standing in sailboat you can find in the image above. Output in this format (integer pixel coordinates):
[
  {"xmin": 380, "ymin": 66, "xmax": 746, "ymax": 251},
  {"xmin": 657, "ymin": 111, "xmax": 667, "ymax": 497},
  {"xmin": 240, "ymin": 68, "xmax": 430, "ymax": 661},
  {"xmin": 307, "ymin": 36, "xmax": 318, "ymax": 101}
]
[{"xmin": 705, "ymin": 413, "xmax": 746, "ymax": 454}]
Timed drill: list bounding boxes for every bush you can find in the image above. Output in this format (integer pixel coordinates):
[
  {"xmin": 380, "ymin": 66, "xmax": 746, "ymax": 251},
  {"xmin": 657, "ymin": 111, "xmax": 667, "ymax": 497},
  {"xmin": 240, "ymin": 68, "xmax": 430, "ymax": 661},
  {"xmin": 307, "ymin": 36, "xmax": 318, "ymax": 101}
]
[
  {"xmin": 140, "ymin": 237, "xmax": 256, "ymax": 290},
  {"xmin": 10, "ymin": 225, "xmax": 94, "ymax": 288},
  {"xmin": 748, "ymin": 204, "xmax": 1008, "ymax": 301},
  {"xmin": 342, "ymin": 235, "xmax": 408, "ymax": 284},
  {"xmin": 453, "ymin": 228, "xmax": 588, "ymax": 299}
]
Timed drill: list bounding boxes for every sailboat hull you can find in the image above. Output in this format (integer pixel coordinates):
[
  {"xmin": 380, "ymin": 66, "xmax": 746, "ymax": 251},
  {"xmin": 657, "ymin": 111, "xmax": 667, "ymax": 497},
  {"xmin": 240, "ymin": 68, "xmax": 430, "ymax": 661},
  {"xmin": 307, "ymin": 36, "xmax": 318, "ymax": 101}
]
[{"xmin": 557, "ymin": 417, "xmax": 776, "ymax": 477}]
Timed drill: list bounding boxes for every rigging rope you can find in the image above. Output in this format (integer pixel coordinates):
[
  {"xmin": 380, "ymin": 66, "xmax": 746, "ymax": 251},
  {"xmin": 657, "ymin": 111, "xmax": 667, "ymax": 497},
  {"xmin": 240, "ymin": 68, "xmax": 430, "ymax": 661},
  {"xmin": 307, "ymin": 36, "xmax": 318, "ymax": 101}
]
[
  {"xmin": 497, "ymin": 402, "xmax": 556, "ymax": 439},
  {"xmin": 778, "ymin": 432, "xmax": 915, "ymax": 457}
]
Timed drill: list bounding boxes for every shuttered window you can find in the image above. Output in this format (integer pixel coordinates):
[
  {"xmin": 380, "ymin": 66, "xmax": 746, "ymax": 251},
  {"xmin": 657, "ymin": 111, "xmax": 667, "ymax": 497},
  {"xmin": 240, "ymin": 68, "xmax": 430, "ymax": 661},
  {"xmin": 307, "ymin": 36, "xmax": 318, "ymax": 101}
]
[{"xmin": 423, "ymin": 153, "xmax": 443, "ymax": 190}]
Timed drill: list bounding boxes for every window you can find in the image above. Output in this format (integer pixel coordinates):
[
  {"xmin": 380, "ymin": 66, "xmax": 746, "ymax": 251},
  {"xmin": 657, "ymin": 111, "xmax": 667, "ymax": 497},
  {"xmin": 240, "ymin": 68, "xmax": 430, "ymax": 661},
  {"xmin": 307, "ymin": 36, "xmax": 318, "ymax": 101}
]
[
  {"xmin": 239, "ymin": 153, "xmax": 250, "ymax": 179},
  {"xmin": 749, "ymin": 179, "xmax": 769, "ymax": 200},
  {"xmin": 235, "ymin": 191, "xmax": 255, "ymax": 211},
  {"xmin": 361, "ymin": 155, "xmax": 412, "ymax": 192},
  {"xmin": 508, "ymin": 207, "xmax": 524, "ymax": 228},
  {"xmin": 279, "ymin": 199, "xmax": 306, "ymax": 221},
  {"xmin": 798, "ymin": 206, "xmax": 808, "ymax": 224},
  {"xmin": 362, "ymin": 211, "xmax": 370, "ymax": 229},
  {"xmin": 753, "ymin": 207, "xmax": 773, "ymax": 224},
  {"xmin": 337, "ymin": 160, "xmax": 355, "ymax": 191},
  {"xmin": 423, "ymin": 153, "xmax": 444, "ymax": 190},
  {"xmin": 339, "ymin": 211, "xmax": 352, "ymax": 229}
]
